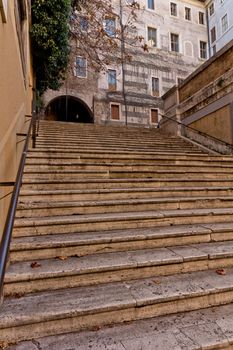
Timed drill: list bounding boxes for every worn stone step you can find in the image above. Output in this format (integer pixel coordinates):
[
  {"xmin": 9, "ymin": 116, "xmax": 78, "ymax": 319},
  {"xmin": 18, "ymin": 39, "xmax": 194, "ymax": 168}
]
[
  {"xmin": 24, "ymin": 161, "xmax": 233, "ymax": 173},
  {"xmin": 34, "ymin": 143, "xmax": 203, "ymax": 153},
  {"xmin": 20, "ymin": 178, "xmax": 233, "ymax": 191},
  {"xmin": 6, "ymin": 241, "xmax": 233, "ymax": 295},
  {"xmin": 19, "ymin": 186, "xmax": 233, "ymax": 202},
  {"xmin": 28, "ymin": 147, "xmax": 211, "ymax": 158},
  {"xmin": 10, "ymin": 224, "xmax": 213, "ymax": 262},
  {"xmin": 1, "ymin": 269, "xmax": 233, "ymax": 342},
  {"xmin": 22, "ymin": 169, "xmax": 233, "ymax": 181},
  {"xmin": 13, "ymin": 208, "xmax": 233, "ymax": 236},
  {"xmin": 15, "ymin": 196, "xmax": 233, "ymax": 218},
  {"xmin": 36, "ymin": 134, "xmax": 194, "ymax": 145},
  {"xmin": 11, "ymin": 304, "xmax": 233, "ymax": 350},
  {"xmin": 26, "ymin": 153, "xmax": 233, "ymax": 166},
  {"xmin": 10, "ymin": 223, "xmax": 233, "ymax": 262}
]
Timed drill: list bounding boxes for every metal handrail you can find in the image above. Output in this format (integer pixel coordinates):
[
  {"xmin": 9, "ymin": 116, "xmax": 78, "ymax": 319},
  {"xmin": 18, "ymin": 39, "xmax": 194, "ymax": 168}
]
[
  {"xmin": 0, "ymin": 114, "xmax": 37, "ymax": 302},
  {"xmin": 160, "ymin": 113, "xmax": 233, "ymax": 151}
]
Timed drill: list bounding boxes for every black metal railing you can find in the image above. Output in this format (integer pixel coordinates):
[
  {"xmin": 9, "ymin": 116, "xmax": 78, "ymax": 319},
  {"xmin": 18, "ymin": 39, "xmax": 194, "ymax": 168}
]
[
  {"xmin": 160, "ymin": 113, "xmax": 233, "ymax": 152},
  {"xmin": 0, "ymin": 114, "xmax": 38, "ymax": 302}
]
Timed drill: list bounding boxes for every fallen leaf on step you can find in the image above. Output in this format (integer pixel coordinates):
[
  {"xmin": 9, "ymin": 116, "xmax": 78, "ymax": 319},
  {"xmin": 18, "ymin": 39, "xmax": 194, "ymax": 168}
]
[
  {"xmin": 30, "ymin": 262, "xmax": 41, "ymax": 268},
  {"xmin": 216, "ymin": 269, "xmax": 226, "ymax": 275},
  {"xmin": 91, "ymin": 326, "xmax": 101, "ymax": 332},
  {"xmin": 0, "ymin": 342, "xmax": 14, "ymax": 350},
  {"xmin": 153, "ymin": 280, "xmax": 161, "ymax": 285},
  {"xmin": 58, "ymin": 256, "xmax": 68, "ymax": 261}
]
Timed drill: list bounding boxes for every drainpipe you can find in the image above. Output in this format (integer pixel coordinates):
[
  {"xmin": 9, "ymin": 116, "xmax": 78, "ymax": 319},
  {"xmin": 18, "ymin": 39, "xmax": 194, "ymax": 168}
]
[
  {"xmin": 119, "ymin": 0, "xmax": 128, "ymax": 126},
  {"xmin": 206, "ymin": 7, "xmax": 211, "ymax": 58}
]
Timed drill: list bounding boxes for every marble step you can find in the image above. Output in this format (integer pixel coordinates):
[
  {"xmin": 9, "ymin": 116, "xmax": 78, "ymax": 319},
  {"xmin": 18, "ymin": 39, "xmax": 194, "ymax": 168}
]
[
  {"xmin": 15, "ymin": 196, "xmax": 233, "ymax": 218},
  {"xmin": 19, "ymin": 186, "xmax": 233, "ymax": 202},
  {"xmin": 21, "ymin": 169, "xmax": 233, "ymax": 180},
  {"xmin": 10, "ymin": 303, "xmax": 233, "ymax": 350},
  {"xmin": 13, "ymin": 207, "xmax": 233, "ymax": 236},
  {"xmin": 5, "ymin": 241, "xmax": 233, "ymax": 295},
  {"xmin": 24, "ymin": 161, "xmax": 233, "ymax": 172},
  {"xmin": 26, "ymin": 153, "xmax": 233, "ymax": 166},
  {"xmin": 2, "ymin": 269, "xmax": 233, "ymax": 342},
  {"xmin": 10, "ymin": 223, "xmax": 233, "ymax": 262},
  {"xmin": 21, "ymin": 178, "xmax": 233, "ymax": 191},
  {"xmin": 28, "ymin": 148, "xmax": 210, "ymax": 157}
]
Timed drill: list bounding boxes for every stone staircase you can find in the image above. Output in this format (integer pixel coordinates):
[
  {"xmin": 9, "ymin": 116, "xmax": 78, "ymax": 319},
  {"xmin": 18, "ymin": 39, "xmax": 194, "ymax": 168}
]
[{"xmin": 2, "ymin": 120, "xmax": 233, "ymax": 348}]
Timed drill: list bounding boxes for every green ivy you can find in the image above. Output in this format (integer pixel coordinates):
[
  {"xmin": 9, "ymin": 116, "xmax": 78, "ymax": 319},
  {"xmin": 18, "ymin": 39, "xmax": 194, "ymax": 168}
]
[{"xmin": 31, "ymin": 0, "xmax": 71, "ymax": 95}]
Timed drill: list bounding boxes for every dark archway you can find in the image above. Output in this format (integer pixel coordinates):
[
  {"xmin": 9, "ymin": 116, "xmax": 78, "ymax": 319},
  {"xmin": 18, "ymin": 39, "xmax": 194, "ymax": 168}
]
[{"xmin": 45, "ymin": 96, "xmax": 94, "ymax": 123}]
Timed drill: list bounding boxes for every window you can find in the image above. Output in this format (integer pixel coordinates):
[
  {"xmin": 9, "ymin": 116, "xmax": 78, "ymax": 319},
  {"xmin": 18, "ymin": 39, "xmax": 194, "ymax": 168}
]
[
  {"xmin": 211, "ymin": 26, "xmax": 216, "ymax": 43},
  {"xmin": 108, "ymin": 69, "xmax": 117, "ymax": 91},
  {"xmin": 151, "ymin": 109, "xmax": 159, "ymax": 124},
  {"xmin": 148, "ymin": 0, "xmax": 154, "ymax": 10},
  {"xmin": 152, "ymin": 77, "xmax": 159, "ymax": 97},
  {"xmin": 111, "ymin": 104, "xmax": 120, "ymax": 120},
  {"xmin": 221, "ymin": 14, "xmax": 228, "ymax": 33},
  {"xmin": 212, "ymin": 45, "xmax": 216, "ymax": 55},
  {"xmin": 199, "ymin": 12, "xmax": 205, "ymax": 25},
  {"xmin": 80, "ymin": 16, "xmax": 88, "ymax": 31},
  {"xmin": 170, "ymin": 2, "xmax": 177, "ymax": 16},
  {"xmin": 76, "ymin": 57, "xmax": 87, "ymax": 78},
  {"xmin": 185, "ymin": 7, "xmax": 191, "ymax": 21},
  {"xmin": 170, "ymin": 33, "xmax": 179, "ymax": 52},
  {"xmin": 148, "ymin": 27, "xmax": 157, "ymax": 47},
  {"xmin": 209, "ymin": 2, "xmax": 214, "ymax": 16},
  {"xmin": 200, "ymin": 41, "xmax": 207, "ymax": 59},
  {"xmin": 104, "ymin": 18, "xmax": 116, "ymax": 37}
]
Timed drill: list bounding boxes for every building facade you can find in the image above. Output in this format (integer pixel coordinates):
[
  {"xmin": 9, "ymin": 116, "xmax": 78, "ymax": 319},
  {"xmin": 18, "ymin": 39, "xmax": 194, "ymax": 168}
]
[
  {"xmin": 44, "ymin": 0, "xmax": 208, "ymax": 127},
  {"xmin": 206, "ymin": 0, "xmax": 233, "ymax": 56},
  {"xmin": 0, "ymin": 0, "xmax": 33, "ymax": 235}
]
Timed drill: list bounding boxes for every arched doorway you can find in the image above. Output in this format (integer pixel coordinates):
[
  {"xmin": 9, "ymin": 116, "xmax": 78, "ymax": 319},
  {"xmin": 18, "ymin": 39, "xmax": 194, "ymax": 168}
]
[{"xmin": 45, "ymin": 96, "xmax": 94, "ymax": 123}]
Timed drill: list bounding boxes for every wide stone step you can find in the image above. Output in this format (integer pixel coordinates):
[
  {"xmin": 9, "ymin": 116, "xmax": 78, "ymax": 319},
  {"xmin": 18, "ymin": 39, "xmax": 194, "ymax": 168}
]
[
  {"xmin": 11, "ymin": 304, "xmax": 233, "ymax": 350},
  {"xmin": 6, "ymin": 241, "xmax": 233, "ymax": 295},
  {"xmin": 21, "ymin": 178, "xmax": 233, "ymax": 191},
  {"xmin": 13, "ymin": 208, "xmax": 233, "ymax": 236},
  {"xmin": 26, "ymin": 153, "xmax": 233, "ymax": 166},
  {"xmin": 15, "ymin": 196, "xmax": 233, "ymax": 218},
  {"xmin": 1, "ymin": 269, "xmax": 233, "ymax": 342},
  {"xmin": 19, "ymin": 186, "xmax": 233, "ymax": 202},
  {"xmin": 28, "ymin": 147, "xmax": 211, "ymax": 158},
  {"xmin": 24, "ymin": 161, "xmax": 233, "ymax": 172},
  {"xmin": 36, "ymin": 134, "xmax": 193, "ymax": 145},
  {"xmin": 34, "ymin": 143, "xmax": 203, "ymax": 154},
  {"xmin": 22, "ymin": 169, "xmax": 233, "ymax": 181},
  {"xmin": 10, "ymin": 224, "xmax": 214, "ymax": 262}
]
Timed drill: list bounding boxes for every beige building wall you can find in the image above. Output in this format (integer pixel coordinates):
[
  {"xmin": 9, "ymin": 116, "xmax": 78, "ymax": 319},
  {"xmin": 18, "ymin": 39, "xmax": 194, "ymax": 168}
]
[{"xmin": 0, "ymin": 0, "xmax": 33, "ymax": 237}]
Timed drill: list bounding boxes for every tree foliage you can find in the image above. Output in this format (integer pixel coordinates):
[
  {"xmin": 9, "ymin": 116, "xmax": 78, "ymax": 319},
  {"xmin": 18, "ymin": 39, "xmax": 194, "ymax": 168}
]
[{"xmin": 31, "ymin": 0, "xmax": 71, "ymax": 94}]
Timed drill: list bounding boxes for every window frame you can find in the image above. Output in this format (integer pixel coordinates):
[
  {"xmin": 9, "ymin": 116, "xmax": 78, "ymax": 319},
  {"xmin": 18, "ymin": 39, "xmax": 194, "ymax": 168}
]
[
  {"xmin": 221, "ymin": 13, "xmax": 228, "ymax": 34},
  {"xmin": 147, "ymin": 26, "xmax": 157, "ymax": 47},
  {"xmin": 199, "ymin": 11, "xmax": 205, "ymax": 25},
  {"xmin": 199, "ymin": 40, "xmax": 207, "ymax": 59},
  {"xmin": 210, "ymin": 26, "xmax": 216, "ymax": 44},
  {"xmin": 75, "ymin": 56, "xmax": 87, "ymax": 78},
  {"xmin": 108, "ymin": 69, "xmax": 117, "ymax": 91},
  {"xmin": 147, "ymin": 0, "xmax": 155, "ymax": 10},
  {"xmin": 151, "ymin": 77, "xmax": 160, "ymax": 97},
  {"xmin": 209, "ymin": 2, "xmax": 214, "ymax": 16},
  {"xmin": 170, "ymin": 2, "xmax": 177, "ymax": 17},
  {"xmin": 185, "ymin": 7, "xmax": 191, "ymax": 21},
  {"xmin": 170, "ymin": 32, "xmax": 179, "ymax": 53},
  {"xmin": 104, "ymin": 17, "xmax": 116, "ymax": 37}
]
